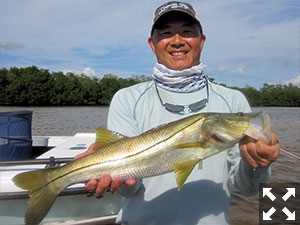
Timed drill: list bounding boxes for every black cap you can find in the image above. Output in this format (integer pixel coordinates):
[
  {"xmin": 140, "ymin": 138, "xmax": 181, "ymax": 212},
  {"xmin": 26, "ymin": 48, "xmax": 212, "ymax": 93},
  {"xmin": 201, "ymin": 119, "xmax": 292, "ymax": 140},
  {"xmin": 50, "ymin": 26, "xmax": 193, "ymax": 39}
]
[{"xmin": 151, "ymin": 1, "xmax": 202, "ymax": 35}]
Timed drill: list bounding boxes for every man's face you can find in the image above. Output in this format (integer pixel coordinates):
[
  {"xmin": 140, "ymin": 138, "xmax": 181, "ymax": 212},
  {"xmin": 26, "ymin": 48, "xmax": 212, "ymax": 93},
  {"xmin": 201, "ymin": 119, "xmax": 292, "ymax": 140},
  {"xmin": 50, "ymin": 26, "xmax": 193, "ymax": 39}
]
[{"xmin": 148, "ymin": 13, "xmax": 206, "ymax": 71}]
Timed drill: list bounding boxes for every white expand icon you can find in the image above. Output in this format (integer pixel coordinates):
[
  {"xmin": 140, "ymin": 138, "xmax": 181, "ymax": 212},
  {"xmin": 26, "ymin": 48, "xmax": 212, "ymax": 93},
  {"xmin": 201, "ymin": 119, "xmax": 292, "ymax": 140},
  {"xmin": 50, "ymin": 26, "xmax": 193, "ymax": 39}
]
[
  {"xmin": 282, "ymin": 188, "xmax": 295, "ymax": 201},
  {"xmin": 282, "ymin": 207, "xmax": 296, "ymax": 221},
  {"xmin": 263, "ymin": 207, "xmax": 276, "ymax": 220},
  {"xmin": 263, "ymin": 188, "xmax": 276, "ymax": 201},
  {"xmin": 262, "ymin": 187, "xmax": 296, "ymax": 221}
]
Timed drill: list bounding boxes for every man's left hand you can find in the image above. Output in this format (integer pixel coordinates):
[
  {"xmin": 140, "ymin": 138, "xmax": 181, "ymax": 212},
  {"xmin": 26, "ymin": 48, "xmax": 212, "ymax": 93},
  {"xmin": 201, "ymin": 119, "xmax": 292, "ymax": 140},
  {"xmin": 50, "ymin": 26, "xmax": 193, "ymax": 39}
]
[{"xmin": 239, "ymin": 132, "xmax": 280, "ymax": 168}]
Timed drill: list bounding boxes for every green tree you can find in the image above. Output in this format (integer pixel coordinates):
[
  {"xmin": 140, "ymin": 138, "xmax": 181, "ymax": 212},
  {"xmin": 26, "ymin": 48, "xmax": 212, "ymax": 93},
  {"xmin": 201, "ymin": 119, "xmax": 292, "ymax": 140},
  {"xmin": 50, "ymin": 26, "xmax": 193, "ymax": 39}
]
[
  {"xmin": 1, "ymin": 66, "xmax": 299, "ymax": 107},
  {"xmin": 0, "ymin": 68, "xmax": 9, "ymax": 105},
  {"xmin": 238, "ymin": 86, "xmax": 262, "ymax": 107},
  {"xmin": 98, "ymin": 74, "xmax": 121, "ymax": 105},
  {"xmin": 49, "ymin": 72, "xmax": 85, "ymax": 105},
  {"xmin": 77, "ymin": 74, "xmax": 102, "ymax": 105},
  {"xmin": 3, "ymin": 66, "xmax": 52, "ymax": 105}
]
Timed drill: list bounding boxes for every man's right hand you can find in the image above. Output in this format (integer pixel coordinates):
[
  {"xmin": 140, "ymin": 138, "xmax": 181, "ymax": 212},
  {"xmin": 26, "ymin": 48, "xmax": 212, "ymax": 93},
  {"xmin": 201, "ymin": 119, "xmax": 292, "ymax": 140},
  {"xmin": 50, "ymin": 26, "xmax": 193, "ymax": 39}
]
[{"xmin": 74, "ymin": 143, "xmax": 136, "ymax": 197}]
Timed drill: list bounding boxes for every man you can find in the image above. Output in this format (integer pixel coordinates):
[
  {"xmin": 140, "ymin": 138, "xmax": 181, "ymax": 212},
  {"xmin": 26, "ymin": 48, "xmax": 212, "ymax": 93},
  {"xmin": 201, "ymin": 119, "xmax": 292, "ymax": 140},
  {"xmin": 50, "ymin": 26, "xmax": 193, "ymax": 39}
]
[{"xmin": 77, "ymin": 1, "xmax": 279, "ymax": 224}]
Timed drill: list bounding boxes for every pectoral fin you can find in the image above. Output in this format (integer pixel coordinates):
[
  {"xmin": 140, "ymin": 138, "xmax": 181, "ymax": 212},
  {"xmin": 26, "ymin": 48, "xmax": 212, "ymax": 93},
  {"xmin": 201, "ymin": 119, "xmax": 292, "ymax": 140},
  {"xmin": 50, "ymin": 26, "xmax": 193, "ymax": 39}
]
[
  {"xmin": 174, "ymin": 159, "xmax": 201, "ymax": 190},
  {"xmin": 173, "ymin": 141, "xmax": 207, "ymax": 150}
]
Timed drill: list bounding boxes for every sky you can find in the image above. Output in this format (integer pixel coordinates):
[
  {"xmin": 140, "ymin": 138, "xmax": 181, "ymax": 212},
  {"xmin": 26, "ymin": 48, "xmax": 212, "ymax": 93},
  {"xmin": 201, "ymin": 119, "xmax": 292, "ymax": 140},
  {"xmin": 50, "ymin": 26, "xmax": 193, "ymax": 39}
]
[{"xmin": 0, "ymin": 0, "xmax": 299, "ymax": 88}]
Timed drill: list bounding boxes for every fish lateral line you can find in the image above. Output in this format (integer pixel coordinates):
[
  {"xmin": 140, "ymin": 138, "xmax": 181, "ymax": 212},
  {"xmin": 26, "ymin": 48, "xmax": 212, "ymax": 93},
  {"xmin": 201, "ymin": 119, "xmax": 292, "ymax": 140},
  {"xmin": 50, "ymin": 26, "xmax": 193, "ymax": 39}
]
[{"xmin": 42, "ymin": 117, "xmax": 206, "ymax": 187}]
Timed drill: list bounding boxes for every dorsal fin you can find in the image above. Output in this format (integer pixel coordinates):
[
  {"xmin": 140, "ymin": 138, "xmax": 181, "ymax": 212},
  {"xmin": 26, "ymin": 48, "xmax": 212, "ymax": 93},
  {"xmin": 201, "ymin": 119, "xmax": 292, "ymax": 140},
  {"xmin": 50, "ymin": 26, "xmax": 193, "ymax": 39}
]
[{"xmin": 93, "ymin": 128, "xmax": 127, "ymax": 151}]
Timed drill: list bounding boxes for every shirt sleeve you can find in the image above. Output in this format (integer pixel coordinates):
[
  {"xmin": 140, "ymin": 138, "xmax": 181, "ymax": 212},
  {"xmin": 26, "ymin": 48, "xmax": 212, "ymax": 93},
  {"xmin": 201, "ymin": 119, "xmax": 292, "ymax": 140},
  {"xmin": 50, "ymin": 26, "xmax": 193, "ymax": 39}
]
[
  {"xmin": 227, "ymin": 145, "xmax": 271, "ymax": 195},
  {"xmin": 107, "ymin": 89, "xmax": 139, "ymax": 137},
  {"xmin": 226, "ymin": 90, "xmax": 271, "ymax": 195}
]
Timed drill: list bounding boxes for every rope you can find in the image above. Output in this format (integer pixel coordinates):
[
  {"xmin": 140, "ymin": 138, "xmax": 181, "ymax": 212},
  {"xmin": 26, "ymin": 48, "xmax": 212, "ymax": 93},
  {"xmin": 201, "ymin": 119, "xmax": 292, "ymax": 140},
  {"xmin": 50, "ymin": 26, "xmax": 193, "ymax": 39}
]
[{"xmin": 280, "ymin": 148, "xmax": 300, "ymax": 160}]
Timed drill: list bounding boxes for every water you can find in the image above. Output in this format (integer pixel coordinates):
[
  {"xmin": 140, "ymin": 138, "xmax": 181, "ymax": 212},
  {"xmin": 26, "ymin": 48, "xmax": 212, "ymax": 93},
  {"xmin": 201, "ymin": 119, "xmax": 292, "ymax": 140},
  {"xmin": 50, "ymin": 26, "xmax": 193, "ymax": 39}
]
[
  {"xmin": 0, "ymin": 106, "xmax": 299, "ymax": 224},
  {"xmin": 0, "ymin": 106, "xmax": 109, "ymax": 136},
  {"xmin": 231, "ymin": 107, "xmax": 300, "ymax": 225}
]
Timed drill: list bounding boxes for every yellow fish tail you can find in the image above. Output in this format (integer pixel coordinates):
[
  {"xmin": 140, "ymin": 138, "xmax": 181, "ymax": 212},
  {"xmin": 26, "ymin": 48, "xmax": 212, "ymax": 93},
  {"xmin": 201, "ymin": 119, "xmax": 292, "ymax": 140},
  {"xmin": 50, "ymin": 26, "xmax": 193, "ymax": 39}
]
[{"xmin": 13, "ymin": 169, "xmax": 63, "ymax": 225}]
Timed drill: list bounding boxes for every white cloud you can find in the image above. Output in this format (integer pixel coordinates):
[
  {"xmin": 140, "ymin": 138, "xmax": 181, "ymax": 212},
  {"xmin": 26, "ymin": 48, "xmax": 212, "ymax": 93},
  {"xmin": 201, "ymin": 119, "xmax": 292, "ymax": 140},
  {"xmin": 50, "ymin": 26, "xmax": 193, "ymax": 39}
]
[
  {"xmin": 238, "ymin": 35, "xmax": 258, "ymax": 41},
  {"xmin": 82, "ymin": 67, "xmax": 96, "ymax": 77},
  {"xmin": 217, "ymin": 66, "xmax": 229, "ymax": 72},
  {"xmin": 234, "ymin": 67, "xmax": 246, "ymax": 75},
  {"xmin": 284, "ymin": 75, "xmax": 300, "ymax": 86},
  {"xmin": 0, "ymin": 0, "xmax": 298, "ymax": 88},
  {"xmin": 62, "ymin": 67, "xmax": 96, "ymax": 77},
  {"xmin": 0, "ymin": 40, "xmax": 24, "ymax": 50}
]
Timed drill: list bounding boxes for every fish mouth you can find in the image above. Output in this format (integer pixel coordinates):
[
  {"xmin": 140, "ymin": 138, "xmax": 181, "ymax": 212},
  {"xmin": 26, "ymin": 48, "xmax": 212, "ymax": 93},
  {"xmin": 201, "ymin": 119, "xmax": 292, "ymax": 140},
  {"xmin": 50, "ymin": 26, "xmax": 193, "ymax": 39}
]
[
  {"xmin": 244, "ymin": 112, "xmax": 272, "ymax": 144},
  {"xmin": 211, "ymin": 134, "xmax": 226, "ymax": 143},
  {"xmin": 211, "ymin": 133, "xmax": 236, "ymax": 143}
]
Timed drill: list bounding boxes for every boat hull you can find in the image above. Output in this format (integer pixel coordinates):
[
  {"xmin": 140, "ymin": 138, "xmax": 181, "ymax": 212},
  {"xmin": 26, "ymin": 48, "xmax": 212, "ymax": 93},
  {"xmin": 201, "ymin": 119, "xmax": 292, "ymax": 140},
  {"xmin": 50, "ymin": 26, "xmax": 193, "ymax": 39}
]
[
  {"xmin": 0, "ymin": 133, "xmax": 121, "ymax": 224},
  {"xmin": 0, "ymin": 191, "xmax": 121, "ymax": 224}
]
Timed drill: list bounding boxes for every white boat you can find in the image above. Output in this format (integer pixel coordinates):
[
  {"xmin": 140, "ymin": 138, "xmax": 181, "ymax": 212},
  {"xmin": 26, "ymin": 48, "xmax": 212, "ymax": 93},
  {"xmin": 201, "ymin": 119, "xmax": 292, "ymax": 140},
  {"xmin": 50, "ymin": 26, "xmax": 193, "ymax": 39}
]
[{"xmin": 0, "ymin": 133, "xmax": 122, "ymax": 225}]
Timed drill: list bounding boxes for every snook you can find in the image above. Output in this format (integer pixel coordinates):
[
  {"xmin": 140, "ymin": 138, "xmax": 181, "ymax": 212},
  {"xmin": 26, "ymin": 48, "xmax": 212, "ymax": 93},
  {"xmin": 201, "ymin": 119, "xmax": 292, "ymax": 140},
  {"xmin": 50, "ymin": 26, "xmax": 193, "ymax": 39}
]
[{"xmin": 13, "ymin": 112, "xmax": 271, "ymax": 224}]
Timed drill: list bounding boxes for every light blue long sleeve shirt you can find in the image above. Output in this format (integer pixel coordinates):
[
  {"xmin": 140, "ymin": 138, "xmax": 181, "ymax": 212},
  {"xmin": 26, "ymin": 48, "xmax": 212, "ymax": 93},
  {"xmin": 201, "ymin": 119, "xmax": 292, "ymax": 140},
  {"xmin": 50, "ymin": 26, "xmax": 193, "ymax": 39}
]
[{"xmin": 107, "ymin": 80, "xmax": 271, "ymax": 225}]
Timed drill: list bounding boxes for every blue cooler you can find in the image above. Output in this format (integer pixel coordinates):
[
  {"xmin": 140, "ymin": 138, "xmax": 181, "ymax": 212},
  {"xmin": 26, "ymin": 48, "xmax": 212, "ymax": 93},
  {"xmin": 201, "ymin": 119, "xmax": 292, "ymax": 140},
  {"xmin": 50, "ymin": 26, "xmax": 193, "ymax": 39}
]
[{"xmin": 0, "ymin": 111, "xmax": 33, "ymax": 160}]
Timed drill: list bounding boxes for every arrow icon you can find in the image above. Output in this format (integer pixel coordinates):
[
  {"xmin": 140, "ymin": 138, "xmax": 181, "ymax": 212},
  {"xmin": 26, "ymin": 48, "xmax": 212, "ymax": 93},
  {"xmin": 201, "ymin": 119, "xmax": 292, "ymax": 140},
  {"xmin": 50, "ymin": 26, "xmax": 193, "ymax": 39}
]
[
  {"xmin": 263, "ymin": 188, "xmax": 276, "ymax": 201},
  {"xmin": 282, "ymin": 188, "xmax": 295, "ymax": 201},
  {"xmin": 263, "ymin": 207, "xmax": 276, "ymax": 220},
  {"xmin": 282, "ymin": 207, "xmax": 295, "ymax": 220}
]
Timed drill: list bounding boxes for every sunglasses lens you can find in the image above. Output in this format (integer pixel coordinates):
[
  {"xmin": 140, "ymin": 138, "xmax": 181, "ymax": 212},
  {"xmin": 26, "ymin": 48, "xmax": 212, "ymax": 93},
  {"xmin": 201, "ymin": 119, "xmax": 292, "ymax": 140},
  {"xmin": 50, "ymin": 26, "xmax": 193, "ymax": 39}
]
[
  {"xmin": 165, "ymin": 103, "xmax": 185, "ymax": 113},
  {"xmin": 156, "ymin": 78, "xmax": 209, "ymax": 115},
  {"xmin": 189, "ymin": 99, "xmax": 207, "ymax": 112}
]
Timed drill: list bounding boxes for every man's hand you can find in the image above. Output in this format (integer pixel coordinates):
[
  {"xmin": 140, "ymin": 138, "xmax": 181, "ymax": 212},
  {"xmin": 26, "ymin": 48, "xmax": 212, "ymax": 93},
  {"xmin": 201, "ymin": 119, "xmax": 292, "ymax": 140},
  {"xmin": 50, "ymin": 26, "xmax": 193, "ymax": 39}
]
[
  {"xmin": 74, "ymin": 143, "xmax": 136, "ymax": 197},
  {"xmin": 239, "ymin": 132, "xmax": 280, "ymax": 168}
]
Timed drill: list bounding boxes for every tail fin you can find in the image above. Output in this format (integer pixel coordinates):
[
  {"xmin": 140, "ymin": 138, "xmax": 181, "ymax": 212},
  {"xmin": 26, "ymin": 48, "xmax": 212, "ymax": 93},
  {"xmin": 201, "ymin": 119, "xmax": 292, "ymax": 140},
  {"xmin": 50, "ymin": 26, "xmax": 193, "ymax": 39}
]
[{"xmin": 13, "ymin": 169, "xmax": 64, "ymax": 225}]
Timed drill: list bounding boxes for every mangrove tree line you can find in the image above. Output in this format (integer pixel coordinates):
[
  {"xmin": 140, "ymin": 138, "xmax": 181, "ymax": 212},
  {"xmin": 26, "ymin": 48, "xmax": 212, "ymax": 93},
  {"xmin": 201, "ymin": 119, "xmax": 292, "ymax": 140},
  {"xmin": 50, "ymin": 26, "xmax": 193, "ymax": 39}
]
[{"xmin": 0, "ymin": 66, "xmax": 299, "ymax": 107}]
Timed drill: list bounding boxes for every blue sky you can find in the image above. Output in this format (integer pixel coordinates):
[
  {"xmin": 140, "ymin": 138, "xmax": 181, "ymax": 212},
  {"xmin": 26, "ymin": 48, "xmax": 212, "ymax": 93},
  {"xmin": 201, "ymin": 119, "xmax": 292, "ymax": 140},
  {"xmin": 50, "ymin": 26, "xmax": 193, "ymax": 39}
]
[{"xmin": 0, "ymin": 0, "xmax": 299, "ymax": 88}]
